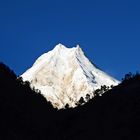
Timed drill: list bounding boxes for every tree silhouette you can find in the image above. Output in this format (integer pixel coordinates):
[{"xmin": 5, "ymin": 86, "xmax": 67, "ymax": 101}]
[
  {"xmin": 1, "ymin": 62, "xmax": 140, "ymax": 140},
  {"xmin": 76, "ymin": 97, "xmax": 85, "ymax": 106},
  {"xmin": 85, "ymin": 94, "xmax": 90, "ymax": 101}
]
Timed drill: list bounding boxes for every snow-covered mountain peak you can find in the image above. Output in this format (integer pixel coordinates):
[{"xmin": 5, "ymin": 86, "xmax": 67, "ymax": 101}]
[
  {"xmin": 21, "ymin": 44, "xmax": 120, "ymax": 109},
  {"xmin": 75, "ymin": 44, "xmax": 82, "ymax": 51},
  {"xmin": 53, "ymin": 43, "xmax": 67, "ymax": 51},
  {"xmin": 53, "ymin": 43, "xmax": 82, "ymax": 55}
]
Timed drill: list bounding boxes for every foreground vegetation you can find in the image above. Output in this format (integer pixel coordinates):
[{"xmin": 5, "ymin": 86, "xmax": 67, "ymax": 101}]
[{"xmin": 0, "ymin": 62, "xmax": 140, "ymax": 140}]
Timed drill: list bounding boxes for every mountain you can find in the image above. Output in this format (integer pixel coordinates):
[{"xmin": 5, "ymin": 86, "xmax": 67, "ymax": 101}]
[
  {"xmin": 21, "ymin": 44, "xmax": 119, "ymax": 108},
  {"xmin": 0, "ymin": 63, "xmax": 55, "ymax": 139},
  {"xmin": 0, "ymin": 63, "xmax": 140, "ymax": 140}
]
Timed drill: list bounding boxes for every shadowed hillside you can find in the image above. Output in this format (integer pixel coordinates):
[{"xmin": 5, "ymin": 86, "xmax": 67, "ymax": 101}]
[
  {"xmin": 0, "ymin": 63, "xmax": 140, "ymax": 140},
  {"xmin": 0, "ymin": 63, "xmax": 57, "ymax": 139}
]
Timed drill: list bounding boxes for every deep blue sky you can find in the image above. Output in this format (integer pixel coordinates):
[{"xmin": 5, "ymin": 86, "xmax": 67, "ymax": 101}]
[{"xmin": 0, "ymin": 0, "xmax": 140, "ymax": 80}]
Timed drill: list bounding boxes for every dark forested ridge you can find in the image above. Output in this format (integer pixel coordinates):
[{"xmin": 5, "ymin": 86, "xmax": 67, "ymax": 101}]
[{"xmin": 0, "ymin": 62, "xmax": 140, "ymax": 140}]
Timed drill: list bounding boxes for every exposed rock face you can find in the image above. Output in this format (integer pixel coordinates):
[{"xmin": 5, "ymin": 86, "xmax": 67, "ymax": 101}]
[{"xmin": 21, "ymin": 44, "xmax": 119, "ymax": 108}]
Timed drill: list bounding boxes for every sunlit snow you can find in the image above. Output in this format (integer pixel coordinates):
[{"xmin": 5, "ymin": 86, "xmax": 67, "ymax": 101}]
[{"xmin": 21, "ymin": 44, "xmax": 119, "ymax": 108}]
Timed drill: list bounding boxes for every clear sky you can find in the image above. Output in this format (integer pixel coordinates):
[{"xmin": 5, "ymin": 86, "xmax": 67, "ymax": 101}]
[{"xmin": 0, "ymin": 0, "xmax": 140, "ymax": 80}]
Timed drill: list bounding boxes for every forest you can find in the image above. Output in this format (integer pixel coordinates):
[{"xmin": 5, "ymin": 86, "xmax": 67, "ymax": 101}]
[{"xmin": 0, "ymin": 62, "xmax": 140, "ymax": 140}]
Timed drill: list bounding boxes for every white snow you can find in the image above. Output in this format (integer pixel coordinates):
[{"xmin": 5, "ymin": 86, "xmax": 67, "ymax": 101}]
[{"xmin": 21, "ymin": 44, "xmax": 120, "ymax": 109}]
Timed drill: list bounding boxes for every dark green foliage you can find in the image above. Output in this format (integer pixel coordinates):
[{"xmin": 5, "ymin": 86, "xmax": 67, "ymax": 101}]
[
  {"xmin": 93, "ymin": 85, "xmax": 110, "ymax": 97},
  {"xmin": 76, "ymin": 97, "xmax": 85, "ymax": 106},
  {"xmin": 110, "ymin": 84, "xmax": 114, "ymax": 89},
  {"xmin": 122, "ymin": 72, "xmax": 133, "ymax": 81},
  {"xmin": 94, "ymin": 88, "xmax": 101, "ymax": 96},
  {"xmin": 122, "ymin": 72, "xmax": 140, "ymax": 86},
  {"xmin": 122, "ymin": 72, "xmax": 140, "ymax": 82},
  {"xmin": 85, "ymin": 94, "xmax": 90, "ymax": 101},
  {"xmin": 65, "ymin": 103, "xmax": 69, "ymax": 109},
  {"xmin": 101, "ymin": 85, "xmax": 110, "ymax": 92}
]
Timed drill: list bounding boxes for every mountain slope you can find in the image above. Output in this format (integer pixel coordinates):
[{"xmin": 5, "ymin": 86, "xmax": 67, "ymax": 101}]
[
  {"xmin": 0, "ymin": 63, "xmax": 56, "ymax": 140},
  {"xmin": 21, "ymin": 44, "xmax": 119, "ymax": 108},
  {"xmin": 0, "ymin": 63, "xmax": 140, "ymax": 140}
]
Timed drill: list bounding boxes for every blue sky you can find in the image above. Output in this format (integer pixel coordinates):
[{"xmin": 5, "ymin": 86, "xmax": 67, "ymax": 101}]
[{"xmin": 0, "ymin": 0, "xmax": 140, "ymax": 80}]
